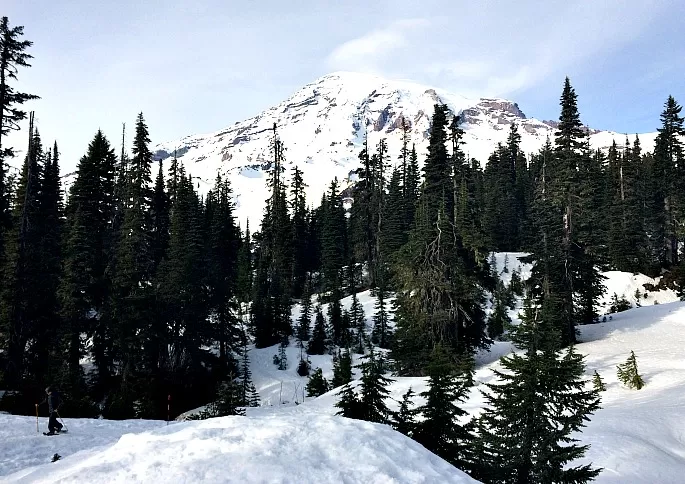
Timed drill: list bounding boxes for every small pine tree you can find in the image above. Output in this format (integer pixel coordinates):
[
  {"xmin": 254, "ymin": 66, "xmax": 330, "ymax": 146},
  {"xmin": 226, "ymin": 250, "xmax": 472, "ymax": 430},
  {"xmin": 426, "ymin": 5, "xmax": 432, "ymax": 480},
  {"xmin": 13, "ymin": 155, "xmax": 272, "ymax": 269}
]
[
  {"xmin": 371, "ymin": 284, "xmax": 392, "ymax": 349},
  {"xmin": 357, "ymin": 348, "xmax": 394, "ymax": 424},
  {"xmin": 634, "ymin": 288, "xmax": 642, "ymax": 308},
  {"xmin": 617, "ymin": 351, "xmax": 645, "ymax": 390},
  {"xmin": 593, "ymin": 370, "xmax": 607, "ymax": 392},
  {"xmin": 414, "ymin": 345, "xmax": 475, "ymax": 472},
  {"xmin": 297, "ymin": 349, "xmax": 310, "ymax": 377},
  {"xmin": 509, "ymin": 269, "xmax": 524, "ymax": 296},
  {"xmin": 335, "ymin": 382, "xmax": 361, "ymax": 419},
  {"xmin": 307, "ymin": 306, "xmax": 327, "ymax": 355},
  {"xmin": 349, "ymin": 292, "xmax": 366, "ymax": 354},
  {"xmin": 332, "ymin": 349, "xmax": 353, "ymax": 388},
  {"xmin": 214, "ymin": 378, "xmax": 246, "ymax": 416},
  {"xmin": 274, "ymin": 338, "xmax": 288, "ymax": 370},
  {"xmin": 609, "ymin": 293, "xmax": 632, "ymax": 313},
  {"xmin": 393, "ymin": 387, "xmax": 419, "ymax": 438},
  {"xmin": 296, "ymin": 277, "xmax": 313, "ymax": 343},
  {"xmin": 488, "ymin": 280, "xmax": 511, "ymax": 340},
  {"xmin": 240, "ymin": 348, "xmax": 260, "ymax": 407},
  {"xmin": 189, "ymin": 377, "xmax": 246, "ymax": 419},
  {"xmin": 306, "ymin": 368, "xmax": 330, "ymax": 397}
]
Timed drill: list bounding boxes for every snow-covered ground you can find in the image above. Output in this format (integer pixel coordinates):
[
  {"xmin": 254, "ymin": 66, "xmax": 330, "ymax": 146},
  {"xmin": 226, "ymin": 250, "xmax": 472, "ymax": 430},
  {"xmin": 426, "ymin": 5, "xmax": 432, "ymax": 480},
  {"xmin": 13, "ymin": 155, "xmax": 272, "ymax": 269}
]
[
  {"xmin": 3, "ymin": 413, "xmax": 476, "ymax": 483},
  {"xmin": 2, "ymin": 254, "xmax": 684, "ymax": 482}
]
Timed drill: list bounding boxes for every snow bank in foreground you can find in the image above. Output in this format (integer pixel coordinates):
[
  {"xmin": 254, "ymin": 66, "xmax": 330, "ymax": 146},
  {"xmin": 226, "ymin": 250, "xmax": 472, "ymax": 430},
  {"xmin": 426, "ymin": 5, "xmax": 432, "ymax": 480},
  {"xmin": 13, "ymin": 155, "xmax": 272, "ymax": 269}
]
[{"xmin": 6, "ymin": 413, "xmax": 478, "ymax": 484}]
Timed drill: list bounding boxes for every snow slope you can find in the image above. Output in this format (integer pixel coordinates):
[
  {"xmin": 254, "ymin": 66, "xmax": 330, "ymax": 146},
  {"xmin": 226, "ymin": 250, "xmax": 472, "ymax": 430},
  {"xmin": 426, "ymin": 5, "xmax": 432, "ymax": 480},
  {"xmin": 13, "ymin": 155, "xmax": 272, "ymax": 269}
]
[
  {"xmin": 288, "ymin": 302, "xmax": 685, "ymax": 483},
  {"xmin": 151, "ymin": 72, "xmax": 659, "ymax": 226},
  {"xmin": 4, "ymin": 413, "xmax": 477, "ymax": 483}
]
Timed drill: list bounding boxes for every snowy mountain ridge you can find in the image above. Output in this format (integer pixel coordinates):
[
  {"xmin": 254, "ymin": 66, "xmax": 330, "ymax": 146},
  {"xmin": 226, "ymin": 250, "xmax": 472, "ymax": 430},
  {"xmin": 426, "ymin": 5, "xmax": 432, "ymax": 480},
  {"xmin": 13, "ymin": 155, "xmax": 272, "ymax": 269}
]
[{"xmin": 153, "ymin": 71, "xmax": 659, "ymax": 225}]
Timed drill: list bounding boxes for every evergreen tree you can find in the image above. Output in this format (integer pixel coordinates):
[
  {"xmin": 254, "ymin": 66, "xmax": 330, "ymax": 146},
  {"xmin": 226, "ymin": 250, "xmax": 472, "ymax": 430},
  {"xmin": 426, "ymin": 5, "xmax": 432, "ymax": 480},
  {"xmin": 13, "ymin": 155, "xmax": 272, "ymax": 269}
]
[
  {"xmin": 0, "ymin": 17, "xmax": 39, "ymax": 307},
  {"xmin": 296, "ymin": 351, "xmax": 310, "ymax": 376},
  {"xmin": 349, "ymin": 291, "xmax": 366, "ymax": 353},
  {"xmin": 296, "ymin": 275, "xmax": 312, "ymax": 343},
  {"xmin": 335, "ymin": 382, "xmax": 361, "ymax": 419},
  {"xmin": 107, "ymin": 113, "xmax": 156, "ymax": 411},
  {"xmin": 290, "ymin": 165, "xmax": 308, "ymax": 298},
  {"xmin": 393, "ymin": 387, "xmax": 418, "ymax": 437},
  {"xmin": 526, "ymin": 78, "xmax": 604, "ymax": 344},
  {"xmin": 617, "ymin": 350, "xmax": 644, "ymax": 390},
  {"xmin": 276, "ymin": 341, "xmax": 288, "ymax": 370},
  {"xmin": 235, "ymin": 221, "xmax": 253, "ymax": 304},
  {"xmin": 483, "ymin": 143, "xmax": 518, "ymax": 251},
  {"xmin": 150, "ymin": 160, "xmax": 170, "ymax": 271},
  {"xmin": 371, "ymin": 283, "xmax": 392, "ymax": 349},
  {"xmin": 392, "ymin": 104, "xmax": 490, "ymax": 376},
  {"xmin": 414, "ymin": 344, "xmax": 475, "ymax": 472},
  {"xmin": 59, "ymin": 130, "xmax": 117, "ymax": 396},
  {"xmin": 205, "ymin": 174, "xmax": 241, "ymax": 372},
  {"xmin": 213, "ymin": 377, "xmax": 246, "ymax": 416},
  {"xmin": 306, "ymin": 367, "xmax": 329, "ymax": 397},
  {"xmin": 474, "ymin": 298, "xmax": 601, "ymax": 483},
  {"xmin": 321, "ymin": 177, "xmax": 346, "ymax": 293},
  {"xmin": 592, "ymin": 370, "xmax": 607, "ymax": 392},
  {"xmin": 252, "ymin": 124, "xmax": 292, "ymax": 347},
  {"xmin": 356, "ymin": 348, "xmax": 394, "ymax": 424},
  {"xmin": 488, "ymin": 279, "xmax": 511, "ymax": 340},
  {"xmin": 307, "ymin": 305, "xmax": 327, "ymax": 355},
  {"xmin": 29, "ymin": 140, "xmax": 63, "ymax": 384},
  {"xmin": 239, "ymin": 346, "xmax": 260, "ymax": 407},
  {"xmin": 1, "ymin": 123, "xmax": 44, "ymax": 389},
  {"xmin": 252, "ymin": 124, "xmax": 292, "ymax": 348},
  {"xmin": 0, "ymin": 16, "xmax": 39, "ymax": 163},
  {"xmin": 331, "ymin": 348, "xmax": 353, "ymax": 388},
  {"xmin": 404, "ymin": 143, "xmax": 420, "ymax": 229},
  {"xmin": 381, "ymin": 166, "xmax": 407, "ymax": 260},
  {"xmin": 652, "ymin": 96, "xmax": 684, "ymax": 268}
]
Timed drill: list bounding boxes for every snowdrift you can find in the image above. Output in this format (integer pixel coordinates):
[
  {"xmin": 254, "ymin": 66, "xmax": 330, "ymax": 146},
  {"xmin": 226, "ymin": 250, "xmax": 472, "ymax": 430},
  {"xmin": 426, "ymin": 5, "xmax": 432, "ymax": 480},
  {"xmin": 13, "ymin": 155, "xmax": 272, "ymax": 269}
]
[{"xmin": 5, "ymin": 413, "xmax": 478, "ymax": 483}]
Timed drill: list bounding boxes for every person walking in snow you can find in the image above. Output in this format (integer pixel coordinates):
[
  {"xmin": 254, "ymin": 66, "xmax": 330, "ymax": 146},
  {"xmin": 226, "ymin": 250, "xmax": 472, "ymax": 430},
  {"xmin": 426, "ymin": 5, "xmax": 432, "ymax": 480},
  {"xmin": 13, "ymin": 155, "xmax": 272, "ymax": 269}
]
[{"xmin": 38, "ymin": 386, "xmax": 63, "ymax": 435}]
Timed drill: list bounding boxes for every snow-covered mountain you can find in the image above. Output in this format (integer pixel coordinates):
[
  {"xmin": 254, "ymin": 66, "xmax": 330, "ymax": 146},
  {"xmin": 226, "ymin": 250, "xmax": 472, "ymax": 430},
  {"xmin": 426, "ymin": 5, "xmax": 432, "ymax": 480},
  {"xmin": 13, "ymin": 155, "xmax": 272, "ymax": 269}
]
[{"xmin": 154, "ymin": 71, "xmax": 658, "ymax": 226}]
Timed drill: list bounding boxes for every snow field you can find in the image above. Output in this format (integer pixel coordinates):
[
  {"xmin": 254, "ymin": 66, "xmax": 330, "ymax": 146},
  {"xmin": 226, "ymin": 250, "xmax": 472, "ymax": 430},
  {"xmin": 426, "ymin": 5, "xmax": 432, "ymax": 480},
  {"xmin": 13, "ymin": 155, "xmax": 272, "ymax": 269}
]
[{"xmin": 5, "ymin": 414, "xmax": 477, "ymax": 483}]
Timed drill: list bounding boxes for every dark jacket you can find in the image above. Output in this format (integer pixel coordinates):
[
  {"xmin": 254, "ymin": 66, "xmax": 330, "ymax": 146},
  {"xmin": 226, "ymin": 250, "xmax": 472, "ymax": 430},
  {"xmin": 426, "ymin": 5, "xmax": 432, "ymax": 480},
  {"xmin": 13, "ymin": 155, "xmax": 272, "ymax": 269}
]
[{"xmin": 42, "ymin": 392, "xmax": 61, "ymax": 413}]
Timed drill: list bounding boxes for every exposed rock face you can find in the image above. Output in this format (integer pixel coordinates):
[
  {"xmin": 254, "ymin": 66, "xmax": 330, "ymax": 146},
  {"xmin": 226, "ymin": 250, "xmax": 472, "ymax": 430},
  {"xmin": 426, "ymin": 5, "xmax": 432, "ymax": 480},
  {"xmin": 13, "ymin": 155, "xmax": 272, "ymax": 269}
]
[{"xmin": 148, "ymin": 71, "xmax": 656, "ymax": 225}]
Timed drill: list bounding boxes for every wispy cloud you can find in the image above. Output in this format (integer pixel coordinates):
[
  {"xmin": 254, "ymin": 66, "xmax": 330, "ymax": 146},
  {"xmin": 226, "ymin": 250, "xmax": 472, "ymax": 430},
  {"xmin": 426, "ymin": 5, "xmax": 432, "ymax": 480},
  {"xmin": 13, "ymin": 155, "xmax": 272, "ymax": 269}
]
[
  {"xmin": 325, "ymin": 0, "xmax": 673, "ymax": 98},
  {"xmin": 326, "ymin": 19, "xmax": 429, "ymax": 73}
]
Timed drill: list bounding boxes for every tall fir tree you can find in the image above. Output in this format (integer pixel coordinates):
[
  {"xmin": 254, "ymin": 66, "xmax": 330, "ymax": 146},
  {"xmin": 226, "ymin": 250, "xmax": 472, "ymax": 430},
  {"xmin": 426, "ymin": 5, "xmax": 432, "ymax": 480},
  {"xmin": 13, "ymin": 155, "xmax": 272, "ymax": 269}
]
[
  {"xmin": 392, "ymin": 104, "xmax": 490, "ymax": 376},
  {"xmin": 59, "ymin": 130, "xmax": 117, "ymax": 396},
  {"xmin": 652, "ymin": 96, "xmax": 684, "ymax": 269},
  {"xmin": 29, "ymin": 141, "xmax": 63, "ymax": 384},
  {"xmin": 150, "ymin": 160, "xmax": 170, "ymax": 272},
  {"xmin": 526, "ymin": 78, "xmax": 604, "ymax": 344},
  {"xmin": 252, "ymin": 124, "xmax": 292, "ymax": 347},
  {"xmin": 107, "ymin": 113, "xmax": 155, "ymax": 412},
  {"xmin": 205, "ymin": 174, "xmax": 241, "ymax": 373},
  {"xmin": 290, "ymin": 165, "xmax": 308, "ymax": 298},
  {"xmin": 1, "ymin": 121, "xmax": 44, "ymax": 389},
  {"xmin": 0, "ymin": 16, "xmax": 39, "ymax": 163}
]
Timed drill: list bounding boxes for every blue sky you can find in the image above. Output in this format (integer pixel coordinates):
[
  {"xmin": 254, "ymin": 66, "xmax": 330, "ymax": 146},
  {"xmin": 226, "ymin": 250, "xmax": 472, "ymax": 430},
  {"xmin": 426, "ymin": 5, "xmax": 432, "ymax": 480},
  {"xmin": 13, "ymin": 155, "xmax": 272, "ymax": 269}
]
[{"xmin": 4, "ymin": 0, "xmax": 684, "ymax": 172}]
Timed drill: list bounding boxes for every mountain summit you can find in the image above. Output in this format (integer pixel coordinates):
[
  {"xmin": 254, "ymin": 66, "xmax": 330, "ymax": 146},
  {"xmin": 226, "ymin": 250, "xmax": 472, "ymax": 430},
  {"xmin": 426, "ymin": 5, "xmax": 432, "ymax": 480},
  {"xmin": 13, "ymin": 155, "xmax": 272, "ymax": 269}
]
[{"xmin": 154, "ymin": 71, "xmax": 655, "ymax": 225}]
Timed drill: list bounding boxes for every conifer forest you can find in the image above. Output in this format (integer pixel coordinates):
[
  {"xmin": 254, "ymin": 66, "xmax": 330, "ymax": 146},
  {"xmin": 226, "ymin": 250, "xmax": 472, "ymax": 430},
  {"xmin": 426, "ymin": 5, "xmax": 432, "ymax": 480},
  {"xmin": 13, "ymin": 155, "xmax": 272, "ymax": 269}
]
[{"xmin": 1, "ymin": 14, "xmax": 685, "ymax": 483}]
